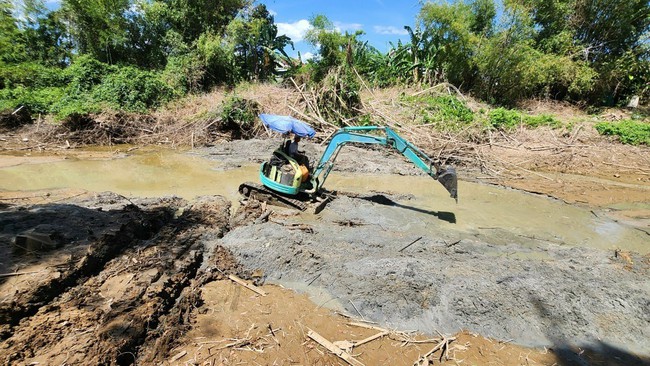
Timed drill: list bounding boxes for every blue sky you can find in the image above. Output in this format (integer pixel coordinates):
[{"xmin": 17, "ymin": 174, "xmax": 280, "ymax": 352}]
[{"xmin": 264, "ymin": 0, "xmax": 422, "ymax": 59}]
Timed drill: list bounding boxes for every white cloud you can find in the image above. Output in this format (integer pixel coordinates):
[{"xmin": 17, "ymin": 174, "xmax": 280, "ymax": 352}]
[
  {"xmin": 301, "ymin": 52, "xmax": 315, "ymax": 61},
  {"xmin": 374, "ymin": 25, "xmax": 408, "ymax": 35},
  {"xmin": 333, "ymin": 21, "xmax": 363, "ymax": 33},
  {"xmin": 277, "ymin": 19, "xmax": 312, "ymax": 43}
]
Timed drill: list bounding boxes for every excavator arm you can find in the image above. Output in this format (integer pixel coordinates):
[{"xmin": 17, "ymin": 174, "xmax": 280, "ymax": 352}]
[{"xmin": 310, "ymin": 126, "xmax": 458, "ymax": 201}]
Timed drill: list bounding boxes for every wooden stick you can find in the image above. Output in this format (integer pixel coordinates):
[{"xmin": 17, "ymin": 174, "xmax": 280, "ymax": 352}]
[
  {"xmin": 0, "ymin": 270, "xmax": 41, "ymax": 278},
  {"xmin": 169, "ymin": 350, "xmax": 187, "ymax": 362},
  {"xmin": 399, "ymin": 236, "xmax": 422, "ymax": 252},
  {"xmin": 307, "ymin": 329, "xmax": 365, "ymax": 366},
  {"xmin": 228, "ymin": 274, "xmax": 267, "ymax": 296},
  {"xmin": 354, "ymin": 330, "xmax": 389, "ymax": 347},
  {"xmin": 348, "ymin": 322, "xmax": 389, "ymax": 333}
]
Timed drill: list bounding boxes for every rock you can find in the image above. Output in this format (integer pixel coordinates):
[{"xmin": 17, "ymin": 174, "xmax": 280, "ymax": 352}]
[{"xmin": 627, "ymin": 95, "xmax": 640, "ymax": 109}]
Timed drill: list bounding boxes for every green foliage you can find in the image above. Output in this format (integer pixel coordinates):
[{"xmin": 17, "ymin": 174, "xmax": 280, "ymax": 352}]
[
  {"xmin": 488, "ymin": 108, "xmax": 560, "ymax": 129},
  {"xmin": 163, "ymin": 52, "xmax": 207, "ymax": 94},
  {"xmin": 19, "ymin": 1, "xmax": 72, "ymax": 67},
  {"xmin": 524, "ymin": 114, "xmax": 561, "ymax": 128},
  {"xmin": 405, "ymin": 94, "xmax": 474, "ymax": 129},
  {"xmin": 91, "ymin": 66, "xmax": 174, "ymax": 112},
  {"xmin": 62, "ymin": 0, "xmax": 132, "ymax": 63},
  {"xmin": 0, "ymin": 0, "xmax": 26, "ymax": 64},
  {"xmin": 224, "ymin": 4, "xmax": 293, "ymax": 82},
  {"xmin": 0, "ymin": 86, "xmax": 65, "ymax": 113},
  {"xmin": 488, "ymin": 108, "xmax": 523, "ymax": 129},
  {"xmin": 162, "ymin": 0, "xmax": 245, "ymax": 44},
  {"xmin": 305, "ymin": 14, "xmax": 364, "ymax": 82},
  {"xmin": 65, "ymin": 55, "xmax": 113, "ymax": 92},
  {"xmin": 594, "ymin": 120, "xmax": 650, "ymax": 145},
  {"xmin": 0, "ymin": 62, "xmax": 67, "ymax": 89},
  {"xmin": 219, "ymin": 96, "xmax": 259, "ymax": 138},
  {"xmin": 0, "ymin": 56, "xmax": 174, "ymax": 118},
  {"xmin": 197, "ymin": 32, "xmax": 237, "ymax": 85}
]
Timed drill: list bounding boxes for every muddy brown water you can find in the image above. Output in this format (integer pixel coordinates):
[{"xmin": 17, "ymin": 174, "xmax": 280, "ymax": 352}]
[{"xmin": 1, "ymin": 147, "xmax": 647, "ymax": 254}]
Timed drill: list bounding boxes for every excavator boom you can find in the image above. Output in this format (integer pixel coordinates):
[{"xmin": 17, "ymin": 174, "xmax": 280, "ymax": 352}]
[{"xmin": 311, "ymin": 126, "xmax": 458, "ymax": 201}]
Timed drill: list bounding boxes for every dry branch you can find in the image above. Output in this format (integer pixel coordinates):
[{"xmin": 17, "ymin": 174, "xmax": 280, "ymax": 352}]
[{"xmin": 0, "ymin": 270, "xmax": 42, "ymax": 278}]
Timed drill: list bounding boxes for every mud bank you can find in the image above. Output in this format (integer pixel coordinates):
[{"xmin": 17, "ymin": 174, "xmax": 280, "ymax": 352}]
[{"xmin": 0, "ymin": 193, "xmax": 239, "ymax": 365}]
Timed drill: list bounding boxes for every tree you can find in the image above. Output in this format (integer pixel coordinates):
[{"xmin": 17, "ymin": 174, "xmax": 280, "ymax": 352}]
[
  {"xmin": 62, "ymin": 0, "xmax": 131, "ymax": 64},
  {"xmin": 161, "ymin": 0, "xmax": 247, "ymax": 44},
  {"xmin": 225, "ymin": 4, "xmax": 293, "ymax": 81},
  {"xmin": 0, "ymin": 0, "xmax": 26, "ymax": 64},
  {"xmin": 305, "ymin": 14, "xmax": 364, "ymax": 81},
  {"xmin": 18, "ymin": 0, "xmax": 72, "ymax": 67}
]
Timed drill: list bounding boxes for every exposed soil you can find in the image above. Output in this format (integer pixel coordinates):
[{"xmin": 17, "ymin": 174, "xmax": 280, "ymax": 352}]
[{"xmin": 1, "ymin": 88, "xmax": 649, "ymax": 365}]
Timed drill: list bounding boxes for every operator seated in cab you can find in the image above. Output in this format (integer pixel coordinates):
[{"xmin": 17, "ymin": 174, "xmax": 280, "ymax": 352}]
[
  {"xmin": 267, "ymin": 134, "xmax": 310, "ymax": 184},
  {"xmin": 285, "ymin": 134, "xmax": 310, "ymax": 170}
]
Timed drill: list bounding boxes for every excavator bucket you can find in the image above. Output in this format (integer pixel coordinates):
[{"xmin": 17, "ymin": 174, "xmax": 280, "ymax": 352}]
[{"xmin": 437, "ymin": 166, "xmax": 458, "ymax": 202}]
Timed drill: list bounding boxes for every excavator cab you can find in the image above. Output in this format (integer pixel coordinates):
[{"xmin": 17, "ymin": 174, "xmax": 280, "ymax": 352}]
[{"xmin": 259, "ymin": 145, "xmax": 313, "ymax": 196}]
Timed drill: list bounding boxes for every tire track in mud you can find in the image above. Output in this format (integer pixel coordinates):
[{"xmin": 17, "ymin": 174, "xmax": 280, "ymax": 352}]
[{"xmin": 0, "ymin": 196, "xmax": 234, "ymax": 365}]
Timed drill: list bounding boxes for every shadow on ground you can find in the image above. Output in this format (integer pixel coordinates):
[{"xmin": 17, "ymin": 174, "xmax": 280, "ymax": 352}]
[
  {"xmin": 531, "ymin": 295, "xmax": 650, "ymax": 366},
  {"xmin": 355, "ymin": 193, "xmax": 457, "ymax": 224}
]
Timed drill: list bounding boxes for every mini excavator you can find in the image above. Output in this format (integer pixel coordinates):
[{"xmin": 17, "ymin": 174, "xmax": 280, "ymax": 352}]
[{"xmin": 239, "ymin": 125, "xmax": 458, "ymax": 213}]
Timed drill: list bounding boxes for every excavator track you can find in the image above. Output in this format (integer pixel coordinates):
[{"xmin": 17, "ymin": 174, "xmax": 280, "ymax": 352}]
[{"xmin": 238, "ymin": 182, "xmax": 308, "ymax": 211}]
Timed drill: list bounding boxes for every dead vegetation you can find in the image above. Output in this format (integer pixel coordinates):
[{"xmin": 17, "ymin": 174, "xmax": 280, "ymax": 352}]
[{"xmin": 1, "ymin": 83, "xmax": 649, "ymax": 208}]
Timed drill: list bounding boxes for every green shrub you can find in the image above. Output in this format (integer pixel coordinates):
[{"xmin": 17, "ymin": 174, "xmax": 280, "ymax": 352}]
[
  {"xmin": 523, "ymin": 114, "xmax": 561, "ymax": 128},
  {"xmin": 0, "ymin": 86, "xmax": 65, "ymax": 114},
  {"xmin": 0, "ymin": 62, "xmax": 67, "ymax": 89},
  {"xmin": 404, "ymin": 94, "xmax": 474, "ymax": 129},
  {"xmin": 595, "ymin": 120, "xmax": 650, "ymax": 145},
  {"xmin": 488, "ymin": 108, "xmax": 561, "ymax": 130},
  {"xmin": 488, "ymin": 108, "xmax": 522, "ymax": 129},
  {"xmin": 92, "ymin": 66, "xmax": 174, "ymax": 112},
  {"xmin": 65, "ymin": 55, "xmax": 113, "ymax": 92},
  {"xmin": 163, "ymin": 53, "xmax": 206, "ymax": 94},
  {"xmin": 219, "ymin": 96, "xmax": 260, "ymax": 138}
]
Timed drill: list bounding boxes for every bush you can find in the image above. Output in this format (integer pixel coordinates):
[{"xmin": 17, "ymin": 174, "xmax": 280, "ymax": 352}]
[
  {"xmin": 65, "ymin": 55, "xmax": 113, "ymax": 92},
  {"xmin": 404, "ymin": 94, "xmax": 474, "ymax": 129},
  {"xmin": 595, "ymin": 120, "xmax": 650, "ymax": 145},
  {"xmin": 0, "ymin": 62, "xmax": 67, "ymax": 89},
  {"xmin": 163, "ymin": 53, "xmax": 206, "ymax": 94},
  {"xmin": 488, "ymin": 108, "xmax": 522, "ymax": 129},
  {"xmin": 92, "ymin": 66, "xmax": 174, "ymax": 112},
  {"xmin": 523, "ymin": 114, "xmax": 561, "ymax": 128},
  {"xmin": 219, "ymin": 96, "xmax": 260, "ymax": 139},
  {"xmin": 488, "ymin": 108, "xmax": 560, "ymax": 130},
  {"xmin": 0, "ymin": 86, "xmax": 65, "ymax": 114}
]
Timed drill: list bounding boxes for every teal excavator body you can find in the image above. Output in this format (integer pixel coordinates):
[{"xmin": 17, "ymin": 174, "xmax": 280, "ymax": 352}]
[{"xmin": 253, "ymin": 126, "xmax": 458, "ymax": 204}]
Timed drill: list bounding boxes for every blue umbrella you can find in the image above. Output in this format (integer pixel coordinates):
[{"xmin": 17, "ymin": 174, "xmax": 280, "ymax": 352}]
[{"xmin": 259, "ymin": 114, "xmax": 316, "ymax": 138}]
